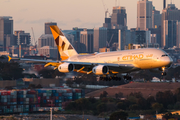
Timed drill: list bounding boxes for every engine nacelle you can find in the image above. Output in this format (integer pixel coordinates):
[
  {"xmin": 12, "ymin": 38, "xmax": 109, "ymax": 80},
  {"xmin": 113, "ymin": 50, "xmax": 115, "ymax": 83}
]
[
  {"xmin": 58, "ymin": 63, "xmax": 74, "ymax": 73},
  {"xmin": 92, "ymin": 65, "xmax": 109, "ymax": 75}
]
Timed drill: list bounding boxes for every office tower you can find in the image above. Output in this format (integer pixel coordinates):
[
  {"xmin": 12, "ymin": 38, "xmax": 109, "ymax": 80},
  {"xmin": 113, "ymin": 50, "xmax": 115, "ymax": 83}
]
[
  {"xmin": 177, "ymin": 21, "xmax": 180, "ymax": 48},
  {"xmin": 135, "ymin": 30, "xmax": 151, "ymax": 44},
  {"xmin": 93, "ymin": 27, "xmax": 107, "ymax": 52},
  {"xmin": 164, "ymin": 0, "xmax": 166, "ymax": 9},
  {"xmin": 38, "ymin": 46, "xmax": 57, "ymax": 59},
  {"xmin": 38, "ymin": 34, "xmax": 55, "ymax": 48},
  {"xmin": 161, "ymin": 4, "xmax": 180, "ymax": 48},
  {"xmin": 80, "ymin": 29, "xmax": 94, "ymax": 53},
  {"xmin": 62, "ymin": 30, "xmax": 76, "ymax": 45},
  {"xmin": 14, "ymin": 31, "xmax": 31, "ymax": 45},
  {"xmin": 111, "ymin": 6, "xmax": 127, "ymax": 29},
  {"xmin": 103, "ymin": 18, "xmax": 111, "ymax": 29},
  {"xmin": 152, "ymin": 7, "xmax": 161, "ymax": 28},
  {"xmin": 162, "ymin": 20, "xmax": 177, "ymax": 48},
  {"xmin": 0, "ymin": 16, "xmax": 13, "ymax": 51},
  {"xmin": 148, "ymin": 27, "xmax": 161, "ymax": 46},
  {"xmin": 72, "ymin": 27, "xmax": 85, "ymax": 53},
  {"xmin": 137, "ymin": 0, "xmax": 152, "ymax": 30},
  {"xmin": 45, "ymin": 22, "xmax": 57, "ymax": 34}
]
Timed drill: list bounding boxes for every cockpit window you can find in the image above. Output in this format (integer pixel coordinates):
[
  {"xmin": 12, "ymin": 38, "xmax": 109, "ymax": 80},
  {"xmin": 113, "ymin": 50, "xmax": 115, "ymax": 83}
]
[{"xmin": 161, "ymin": 54, "xmax": 168, "ymax": 57}]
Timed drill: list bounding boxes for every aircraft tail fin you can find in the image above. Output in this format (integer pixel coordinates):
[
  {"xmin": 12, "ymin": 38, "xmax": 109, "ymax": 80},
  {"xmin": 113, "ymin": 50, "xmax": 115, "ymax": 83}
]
[{"xmin": 50, "ymin": 25, "xmax": 78, "ymax": 61}]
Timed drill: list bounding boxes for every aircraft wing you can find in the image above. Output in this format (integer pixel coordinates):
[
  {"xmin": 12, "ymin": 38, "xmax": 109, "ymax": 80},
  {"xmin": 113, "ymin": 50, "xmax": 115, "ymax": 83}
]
[
  {"xmin": 8, "ymin": 56, "xmax": 61, "ymax": 68},
  {"xmin": 8, "ymin": 56, "xmax": 139, "ymax": 74},
  {"xmin": 62, "ymin": 61, "xmax": 139, "ymax": 74}
]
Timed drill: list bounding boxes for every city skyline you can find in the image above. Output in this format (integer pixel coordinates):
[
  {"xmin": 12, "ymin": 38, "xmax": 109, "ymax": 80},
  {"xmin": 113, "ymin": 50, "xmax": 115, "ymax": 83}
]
[{"xmin": 1, "ymin": 0, "xmax": 180, "ymax": 43}]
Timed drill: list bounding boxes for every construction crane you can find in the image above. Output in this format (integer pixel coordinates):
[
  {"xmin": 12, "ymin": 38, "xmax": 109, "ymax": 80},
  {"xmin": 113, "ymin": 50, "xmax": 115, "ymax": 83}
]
[
  {"xmin": 106, "ymin": 34, "xmax": 114, "ymax": 48},
  {"xmin": 31, "ymin": 27, "xmax": 37, "ymax": 54},
  {"xmin": 31, "ymin": 27, "xmax": 36, "ymax": 46},
  {"xmin": 101, "ymin": 0, "xmax": 110, "ymax": 18}
]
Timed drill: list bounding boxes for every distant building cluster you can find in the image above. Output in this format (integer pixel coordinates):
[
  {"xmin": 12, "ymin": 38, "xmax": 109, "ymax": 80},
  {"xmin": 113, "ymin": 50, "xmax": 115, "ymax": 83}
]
[{"xmin": 1, "ymin": 0, "xmax": 180, "ymax": 63}]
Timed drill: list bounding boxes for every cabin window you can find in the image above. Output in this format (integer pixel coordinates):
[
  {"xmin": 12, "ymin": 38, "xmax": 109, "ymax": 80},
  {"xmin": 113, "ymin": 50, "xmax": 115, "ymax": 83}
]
[{"xmin": 161, "ymin": 54, "xmax": 168, "ymax": 57}]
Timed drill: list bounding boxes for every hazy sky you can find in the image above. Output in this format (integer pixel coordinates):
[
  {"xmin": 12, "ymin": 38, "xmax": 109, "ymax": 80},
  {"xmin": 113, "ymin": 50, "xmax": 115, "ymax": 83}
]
[{"xmin": 1, "ymin": 0, "xmax": 180, "ymax": 44}]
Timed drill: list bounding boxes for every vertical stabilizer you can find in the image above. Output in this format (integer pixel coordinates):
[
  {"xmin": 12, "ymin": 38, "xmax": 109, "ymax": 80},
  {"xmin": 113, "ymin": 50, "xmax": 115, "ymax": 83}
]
[{"xmin": 50, "ymin": 25, "xmax": 78, "ymax": 61}]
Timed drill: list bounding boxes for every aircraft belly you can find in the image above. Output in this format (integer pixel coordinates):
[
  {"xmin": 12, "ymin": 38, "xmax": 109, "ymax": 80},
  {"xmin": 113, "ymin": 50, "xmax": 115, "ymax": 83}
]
[{"xmin": 137, "ymin": 59, "xmax": 153, "ymax": 69}]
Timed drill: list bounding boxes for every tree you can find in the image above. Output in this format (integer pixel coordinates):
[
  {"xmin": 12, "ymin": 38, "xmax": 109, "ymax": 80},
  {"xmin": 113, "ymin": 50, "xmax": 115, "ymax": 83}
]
[
  {"xmin": 97, "ymin": 103, "xmax": 107, "ymax": 113},
  {"xmin": 129, "ymin": 104, "xmax": 140, "ymax": 110},
  {"xmin": 109, "ymin": 111, "xmax": 128, "ymax": 120},
  {"xmin": 75, "ymin": 98, "xmax": 91, "ymax": 110},
  {"xmin": 174, "ymin": 102, "xmax": 180, "ymax": 110},
  {"xmin": 147, "ymin": 96, "xmax": 156, "ymax": 108},
  {"xmin": 115, "ymin": 92, "xmax": 123, "ymax": 99},
  {"xmin": 156, "ymin": 91, "xmax": 164, "ymax": 104},
  {"xmin": 163, "ymin": 112, "xmax": 173, "ymax": 120},
  {"xmin": 106, "ymin": 103, "xmax": 116, "ymax": 112},
  {"xmin": 175, "ymin": 88, "xmax": 180, "ymax": 102},
  {"xmin": 100, "ymin": 91, "xmax": 108, "ymax": 99},
  {"xmin": 117, "ymin": 102, "xmax": 126, "ymax": 110},
  {"xmin": 0, "ymin": 62, "xmax": 23, "ymax": 80},
  {"xmin": 152, "ymin": 102, "xmax": 163, "ymax": 114},
  {"xmin": 102, "ymin": 91, "xmax": 108, "ymax": 97},
  {"xmin": 137, "ymin": 97, "xmax": 147, "ymax": 109}
]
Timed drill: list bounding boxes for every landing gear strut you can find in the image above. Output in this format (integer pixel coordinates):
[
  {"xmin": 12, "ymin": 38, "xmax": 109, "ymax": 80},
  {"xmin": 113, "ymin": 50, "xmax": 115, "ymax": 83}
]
[
  {"xmin": 161, "ymin": 67, "xmax": 167, "ymax": 76},
  {"xmin": 123, "ymin": 74, "xmax": 132, "ymax": 81}
]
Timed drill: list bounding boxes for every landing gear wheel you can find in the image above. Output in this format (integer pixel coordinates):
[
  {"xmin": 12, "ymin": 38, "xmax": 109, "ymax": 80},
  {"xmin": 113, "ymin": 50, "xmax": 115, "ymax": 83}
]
[{"xmin": 162, "ymin": 72, "xmax": 167, "ymax": 76}]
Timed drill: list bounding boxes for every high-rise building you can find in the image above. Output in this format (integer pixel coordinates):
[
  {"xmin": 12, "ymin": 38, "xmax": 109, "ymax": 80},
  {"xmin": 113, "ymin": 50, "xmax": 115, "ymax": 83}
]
[
  {"xmin": 111, "ymin": 6, "xmax": 127, "ymax": 29},
  {"xmin": 161, "ymin": 4, "xmax": 180, "ymax": 48},
  {"xmin": 137, "ymin": 0, "xmax": 152, "ymax": 30},
  {"xmin": 80, "ymin": 29, "xmax": 94, "ymax": 53},
  {"xmin": 38, "ymin": 46, "xmax": 57, "ymax": 59},
  {"xmin": 103, "ymin": 18, "xmax": 111, "ymax": 29},
  {"xmin": 0, "ymin": 16, "xmax": 13, "ymax": 51},
  {"xmin": 135, "ymin": 30, "xmax": 151, "ymax": 44},
  {"xmin": 162, "ymin": 20, "xmax": 177, "ymax": 48},
  {"xmin": 45, "ymin": 22, "xmax": 57, "ymax": 34},
  {"xmin": 38, "ymin": 34, "xmax": 55, "ymax": 48},
  {"xmin": 152, "ymin": 7, "xmax": 161, "ymax": 28},
  {"xmin": 14, "ymin": 30, "xmax": 31, "ymax": 45},
  {"xmin": 62, "ymin": 30, "xmax": 76, "ymax": 45},
  {"xmin": 177, "ymin": 21, "xmax": 180, "ymax": 48},
  {"xmin": 93, "ymin": 27, "xmax": 107, "ymax": 52}
]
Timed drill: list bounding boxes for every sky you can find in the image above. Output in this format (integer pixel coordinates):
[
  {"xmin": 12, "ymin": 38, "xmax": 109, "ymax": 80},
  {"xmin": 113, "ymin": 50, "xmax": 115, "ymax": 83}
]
[{"xmin": 1, "ymin": 0, "xmax": 180, "ymax": 45}]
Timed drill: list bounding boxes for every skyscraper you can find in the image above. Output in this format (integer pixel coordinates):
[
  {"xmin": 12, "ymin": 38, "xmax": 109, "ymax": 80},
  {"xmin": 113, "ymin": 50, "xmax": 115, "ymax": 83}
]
[
  {"xmin": 152, "ymin": 7, "xmax": 161, "ymax": 28},
  {"xmin": 0, "ymin": 16, "xmax": 13, "ymax": 51},
  {"xmin": 163, "ymin": 20, "xmax": 177, "ymax": 48},
  {"xmin": 137, "ymin": 0, "xmax": 152, "ymax": 30},
  {"xmin": 111, "ymin": 6, "xmax": 127, "ymax": 29},
  {"xmin": 161, "ymin": 4, "xmax": 180, "ymax": 48},
  {"xmin": 93, "ymin": 27, "xmax": 107, "ymax": 52},
  {"xmin": 80, "ymin": 29, "xmax": 94, "ymax": 53},
  {"xmin": 14, "ymin": 30, "xmax": 31, "ymax": 45},
  {"xmin": 45, "ymin": 22, "xmax": 57, "ymax": 34}
]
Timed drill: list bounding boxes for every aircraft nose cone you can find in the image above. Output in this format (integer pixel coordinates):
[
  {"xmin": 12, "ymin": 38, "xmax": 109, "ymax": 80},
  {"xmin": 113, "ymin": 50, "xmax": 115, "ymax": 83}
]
[
  {"xmin": 161, "ymin": 56, "xmax": 173, "ymax": 67},
  {"xmin": 169, "ymin": 56, "xmax": 173, "ymax": 65},
  {"xmin": 165, "ymin": 56, "xmax": 173, "ymax": 67}
]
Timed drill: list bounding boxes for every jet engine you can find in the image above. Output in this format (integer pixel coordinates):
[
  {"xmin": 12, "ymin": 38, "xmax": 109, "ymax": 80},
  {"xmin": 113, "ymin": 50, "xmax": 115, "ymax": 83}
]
[
  {"xmin": 58, "ymin": 63, "xmax": 74, "ymax": 73},
  {"xmin": 92, "ymin": 65, "xmax": 109, "ymax": 75}
]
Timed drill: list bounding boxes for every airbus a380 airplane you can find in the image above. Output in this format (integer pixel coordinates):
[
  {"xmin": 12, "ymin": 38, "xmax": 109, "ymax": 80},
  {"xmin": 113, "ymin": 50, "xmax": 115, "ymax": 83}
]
[{"xmin": 9, "ymin": 25, "xmax": 173, "ymax": 81}]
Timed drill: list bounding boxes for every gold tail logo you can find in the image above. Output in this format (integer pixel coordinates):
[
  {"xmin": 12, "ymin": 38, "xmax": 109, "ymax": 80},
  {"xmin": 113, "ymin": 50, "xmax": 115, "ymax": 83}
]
[{"xmin": 50, "ymin": 25, "xmax": 78, "ymax": 61}]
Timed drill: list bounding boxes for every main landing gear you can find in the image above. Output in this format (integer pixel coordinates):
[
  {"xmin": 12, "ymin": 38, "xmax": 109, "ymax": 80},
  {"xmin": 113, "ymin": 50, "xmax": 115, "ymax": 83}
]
[
  {"xmin": 123, "ymin": 74, "xmax": 132, "ymax": 81},
  {"xmin": 100, "ymin": 75, "xmax": 121, "ymax": 81},
  {"xmin": 99, "ymin": 74, "xmax": 132, "ymax": 81}
]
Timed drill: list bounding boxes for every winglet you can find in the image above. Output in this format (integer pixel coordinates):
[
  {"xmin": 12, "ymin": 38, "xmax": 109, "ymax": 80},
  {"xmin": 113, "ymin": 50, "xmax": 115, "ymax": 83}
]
[{"xmin": 8, "ymin": 56, "xmax": 12, "ymax": 62}]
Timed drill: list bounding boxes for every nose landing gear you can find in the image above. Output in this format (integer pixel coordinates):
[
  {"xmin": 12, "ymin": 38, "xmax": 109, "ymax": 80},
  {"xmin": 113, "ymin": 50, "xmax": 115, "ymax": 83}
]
[{"xmin": 161, "ymin": 67, "xmax": 167, "ymax": 76}]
